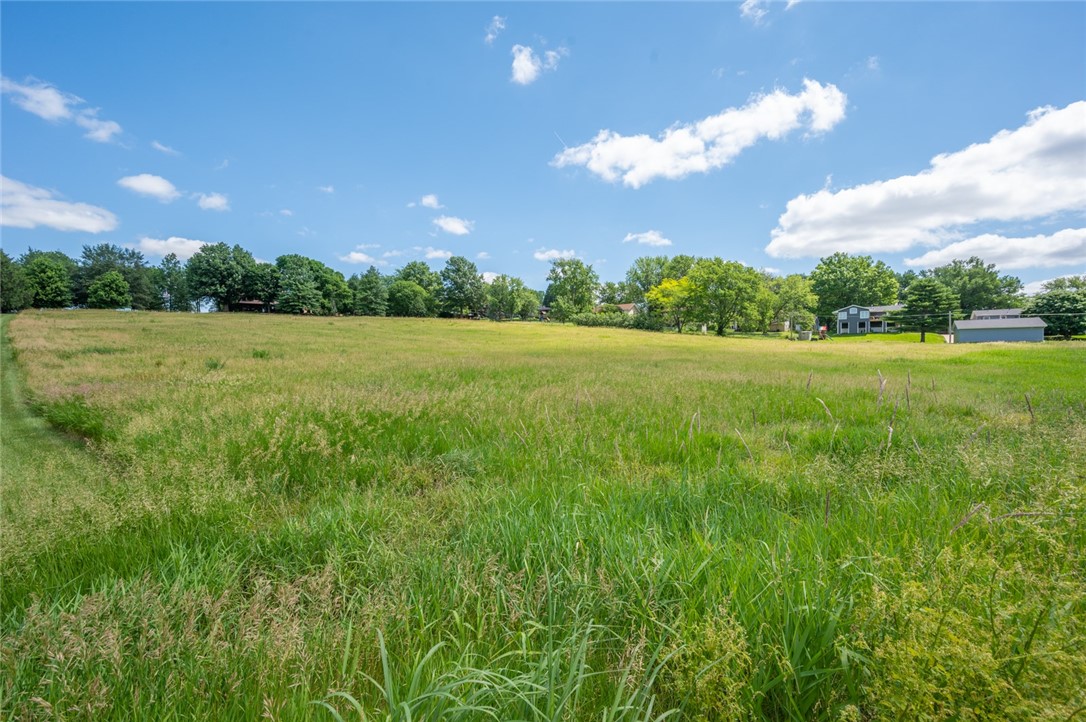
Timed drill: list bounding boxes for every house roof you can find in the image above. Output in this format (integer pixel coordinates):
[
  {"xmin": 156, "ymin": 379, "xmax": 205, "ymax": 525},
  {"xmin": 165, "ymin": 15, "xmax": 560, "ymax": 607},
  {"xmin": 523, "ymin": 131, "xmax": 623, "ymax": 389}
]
[
  {"xmin": 833, "ymin": 303, "xmax": 903, "ymax": 314},
  {"xmin": 970, "ymin": 308, "xmax": 1023, "ymax": 318},
  {"xmin": 954, "ymin": 317, "xmax": 1046, "ymax": 330}
]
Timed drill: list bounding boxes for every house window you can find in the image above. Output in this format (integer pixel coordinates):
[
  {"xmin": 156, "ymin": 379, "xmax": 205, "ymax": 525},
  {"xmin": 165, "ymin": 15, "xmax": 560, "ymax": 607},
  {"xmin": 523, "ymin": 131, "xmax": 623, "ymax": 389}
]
[
  {"xmin": 838, "ymin": 311, "xmax": 847, "ymax": 320},
  {"xmin": 849, "ymin": 307, "xmax": 858, "ymax": 314},
  {"xmin": 860, "ymin": 310, "xmax": 870, "ymax": 319}
]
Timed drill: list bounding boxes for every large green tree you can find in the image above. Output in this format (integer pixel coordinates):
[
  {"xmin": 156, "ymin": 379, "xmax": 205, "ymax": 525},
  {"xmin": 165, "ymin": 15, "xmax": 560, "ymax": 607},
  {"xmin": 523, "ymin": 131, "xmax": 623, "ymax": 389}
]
[
  {"xmin": 275, "ymin": 255, "xmax": 350, "ymax": 314},
  {"xmin": 87, "ymin": 270, "xmax": 132, "ymax": 309},
  {"xmin": 773, "ymin": 274, "xmax": 818, "ymax": 335},
  {"xmin": 486, "ymin": 274, "xmax": 533, "ymax": 319},
  {"xmin": 439, "ymin": 256, "xmax": 485, "ymax": 316},
  {"xmin": 277, "ymin": 266, "xmax": 323, "ymax": 314},
  {"xmin": 1026, "ymin": 290, "xmax": 1086, "ymax": 339},
  {"xmin": 246, "ymin": 263, "xmax": 281, "ymax": 312},
  {"xmin": 0, "ymin": 250, "xmax": 32, "ymax": 312},
  {"xmin": 662, "ymin": 254, "xmax": 696, "ymax": 282},
  {"xmin": 75, "ymin": 244, "xmax": 156, "ymax": 309},
  {"xmin": 545, "ymin": 259, "xmax": 599, "ymax": 321},
  {"xmin": 349, "ymin": 266, "xmax": 388, "ymax": 316},
  {"xmin": 901, "ymin": 278, "xmax": 959, "ymax": 342},
  {"xmin": 810, "ymin": 253, "xmax": 898, "ymax": 320},
  {"xmin": 646, "ymin": 277, "xmax": 697, "ymax": 332},
  {"xmin": 1040, "ymin": 275, "xmax": 1086, "ymax": 293},
  {"xmin": 187, "ymin": 243, "xmax": 252, "ymax": 312},
  {"xmin": 923, "ymin": 257, "xmax": 1022, "ymax": 314},
  {"xmin": 624, "ymin": 256, "xmax": 668, "ymax": 305},
  {"xmin": 687, "ymin": 258, "xmax": 763, "ymax": 336},
  {"xmin": 23, "ymin": 254, "xmax": 74, "ymax": 308},
  {"xmin": 598, "ymin": 280, "xmax": 634, "ymax": 305},
  {"xmin": 395, "ymin": 262, "xmax": 441, "ymax": 316},
  {"xmin": 387, "ymin": 280, "xmax": 430, "ymax": 317}
]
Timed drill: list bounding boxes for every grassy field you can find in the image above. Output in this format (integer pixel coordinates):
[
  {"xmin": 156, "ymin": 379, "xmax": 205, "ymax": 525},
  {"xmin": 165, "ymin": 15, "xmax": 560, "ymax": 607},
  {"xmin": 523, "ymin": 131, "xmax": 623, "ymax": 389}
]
[{"xmin": 2, "ymin": 311, "xmax": 1084, "ymax": 721}]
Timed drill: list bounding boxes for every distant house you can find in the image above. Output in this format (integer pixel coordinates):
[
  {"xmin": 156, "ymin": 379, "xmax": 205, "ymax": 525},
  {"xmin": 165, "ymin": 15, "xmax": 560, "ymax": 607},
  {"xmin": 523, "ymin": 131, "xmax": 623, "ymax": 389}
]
[
  {"xmin": 953, "ymin": 316, "xmax": 1046, "ymax": 343},
  {"xmin": 538, "ymin": 305, "xmax": 550, "ymax": 321},
  {"xmin": 235, "ymin": 299, "xmax": 277, "ymax": 313},
  {"xmin": 970, "ymin": 308, "xmax": 1022, "ymax": 320},
  {"xmin": 593, "ymin": 303, "xmax": 638, "ymax": 315},
  {"xmin": 833, "ymin": 304, "xmax": 903, "ymax": 334}
]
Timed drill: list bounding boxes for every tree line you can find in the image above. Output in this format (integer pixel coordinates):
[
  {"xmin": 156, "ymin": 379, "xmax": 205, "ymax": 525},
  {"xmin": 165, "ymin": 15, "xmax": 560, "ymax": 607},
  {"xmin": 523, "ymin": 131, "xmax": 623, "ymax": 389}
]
[{"xmin": 2, "ymin": 244, "xmax": 1083, "ymax": 337}]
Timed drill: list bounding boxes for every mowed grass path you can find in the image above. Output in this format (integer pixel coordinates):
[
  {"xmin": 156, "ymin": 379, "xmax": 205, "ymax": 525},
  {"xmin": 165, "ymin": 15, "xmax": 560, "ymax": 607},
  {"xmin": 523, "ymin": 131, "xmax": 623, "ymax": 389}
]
[{"xmin": 3, "ymin": 311, "xmax": 1084, "ymax": 720}]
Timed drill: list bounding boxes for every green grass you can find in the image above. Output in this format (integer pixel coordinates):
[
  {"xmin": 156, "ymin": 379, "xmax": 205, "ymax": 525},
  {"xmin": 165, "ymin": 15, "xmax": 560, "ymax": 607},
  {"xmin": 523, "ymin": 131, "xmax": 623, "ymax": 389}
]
[
  {"xmin": 829, "ymin": 332, "xmax": 946, "ymax": 343},
  {"xmin": 2, "ymin": 311, "xmax": 1084, "ymax": 720}
]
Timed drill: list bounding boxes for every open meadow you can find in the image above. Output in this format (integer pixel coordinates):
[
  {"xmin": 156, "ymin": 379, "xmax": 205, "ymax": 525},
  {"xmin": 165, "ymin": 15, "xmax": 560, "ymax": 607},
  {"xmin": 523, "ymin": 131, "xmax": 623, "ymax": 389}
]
[{"xmin": 2, "ymin": 311, "xmax": 1084, "ymax": 721}]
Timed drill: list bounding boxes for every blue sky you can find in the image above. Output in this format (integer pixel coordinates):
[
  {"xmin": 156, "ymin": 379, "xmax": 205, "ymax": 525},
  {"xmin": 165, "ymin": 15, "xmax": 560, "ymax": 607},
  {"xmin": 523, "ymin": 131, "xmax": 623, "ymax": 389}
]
[{"xmin": 2, "ymin": 2, "xmax": 1084, "ymax": 292}]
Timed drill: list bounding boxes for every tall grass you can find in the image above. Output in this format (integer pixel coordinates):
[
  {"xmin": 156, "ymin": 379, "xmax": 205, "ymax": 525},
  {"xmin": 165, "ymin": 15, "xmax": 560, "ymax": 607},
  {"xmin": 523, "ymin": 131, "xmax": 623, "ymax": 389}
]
[{"xmin": 2, "ymin": 311, "xmax": 1083, "ymax": 720}]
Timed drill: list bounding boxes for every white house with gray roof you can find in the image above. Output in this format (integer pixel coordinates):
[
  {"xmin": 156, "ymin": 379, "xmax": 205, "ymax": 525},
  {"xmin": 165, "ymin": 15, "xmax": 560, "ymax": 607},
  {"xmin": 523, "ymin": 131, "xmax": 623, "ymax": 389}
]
[{"xmin": 953, "ymin": 316, "xmax": 1046, "ymax": 343}]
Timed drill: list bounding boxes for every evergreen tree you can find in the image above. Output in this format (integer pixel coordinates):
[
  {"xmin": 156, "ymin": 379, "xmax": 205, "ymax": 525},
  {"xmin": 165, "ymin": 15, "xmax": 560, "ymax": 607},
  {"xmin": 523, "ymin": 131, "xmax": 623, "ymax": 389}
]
[
  {"xmin": 350, "ymin": 266, "xmax": 388, "ymax": 316},
  {"xmin": 901, "ymin": 278, "xmax": 959, "ymax": 342}
]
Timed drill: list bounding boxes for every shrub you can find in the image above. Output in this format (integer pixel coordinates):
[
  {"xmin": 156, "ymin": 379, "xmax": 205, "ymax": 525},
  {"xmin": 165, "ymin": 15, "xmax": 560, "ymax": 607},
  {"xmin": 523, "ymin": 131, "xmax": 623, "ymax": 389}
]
[{"xmin": 569, "ymin": 312, "xmax": 667, "ymax": 332}]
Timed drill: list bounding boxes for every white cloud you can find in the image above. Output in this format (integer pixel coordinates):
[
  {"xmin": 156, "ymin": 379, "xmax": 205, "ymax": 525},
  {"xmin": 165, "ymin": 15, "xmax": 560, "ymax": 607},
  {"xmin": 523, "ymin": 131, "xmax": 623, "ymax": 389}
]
[
  {"xmin": 118, "ymin": 174, "xmax": 181, "ymax": 202},
  {"xmin": 433, "ymin": 215, "xmax": 474, "ymax": 235},
  {"xmin": 355, "ymin": 243, "xmax": 380, "ymax": 250},
  {"xmin": 382, "ymin": 250, "xmax": 404, "ymax": 258},
  {"xmin": 317, "ymin": 185, "xmax": 335, "ymax": 193},
  {"xmin": 340, "ymin": 251, "xmax": 377, "ymax": 264},
  {"xmin": 534, "ymin": 248, "xmax": 576, "ymax": 261},
  {"xmin": 215, "ymin": 159, "xmax": 230, "ymax": 171},
  {"xmin": 196, "ymin": 192, "xmax": 230, "ymax": 211},
  {"xmin": 476, "ymin": 251, "xmax": 491, "ymax": 260},
  {"xmin": 298, "ymin": 226, "xmax": 316, "ymax": 237},
  {"xmin": 511, "ymin": 45, "xmax": 568, "ymax": 85},
  {"xmin": 420, "ymin": 193, "xmax": 443, "ymax": 209},
  {"xmin": 74, "ymin": 110, "xmax": 122, "ymax": 143},
  {"xmin": 424, "ymin": 247, "xmax": 452, "ymax": 260},
  {"xmin": 786, "ymin": 0, "xmax": 802, "ymax": 9},
  {"xmin": 1023, "ymin": 272, "xmax": 1086, "ymax": 295},
  {"xmin": 134, "ymin": 236, "xmax": 207, "ymax": 260},
  {"xmin": 766, "ymin": 101, "xmax": 1086, "ymax": 258},
  {"xmin": 904, "ymin": 229, "xmax": 1086, "ymax": 271},
  {"xmin": 623, "ymin": 230, "xmax": 673, "ymax": 247},
  {"xmin": 740, "ymin": 0, "xmax": 769, "ymax": 25},
  {"xmin": 866, "ymin": 56, "xmax": 880, "ymax": 72},
  {"xmin": 279, "ymin": 209, "xmax": 293, "ymax": 216},
  {"xmin": 1, "ymin": 76, "xmax": 78, "ymax": 120},
  {"xmin": 485, "ymin": 16, "xmax": 506, "ymax": 45},
  {"xmin": 0, "ymin": 175, "xmax": 118, "ymax": 233},
  {"xmin": 482, "ymin": 271, "xmax": 500, "ymax": 283},
  {"xmin": 152, "ymin": 140, "xmax": 180, "ymax": 156},
  {"xmin": 553, "ymin": 79, "xmax": 847, "ymax": 188},
  {"xmin": 1, "ymin": 76, "xmax": 122, "ymax": 143}
]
